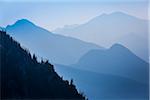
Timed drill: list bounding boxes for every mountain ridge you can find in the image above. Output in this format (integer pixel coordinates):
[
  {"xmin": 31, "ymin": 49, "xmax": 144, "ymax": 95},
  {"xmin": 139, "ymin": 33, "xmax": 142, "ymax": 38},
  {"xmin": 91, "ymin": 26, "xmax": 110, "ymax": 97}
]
[
  {"xmin": 55, "ymin": 64, "xmax": 149, "ymax": 100},
  {"xmin": 53, "ymin": 11, "xmax": 148, "ymax": 62},
  {"xmin": 0, "ymin": 30, "xmax": 85, "ymax": 99},
  {"xmin": 73, "ymin": 43, "xmax": 149, "ymax": 84},
  {"xmin": 6, "ymin": 19, "xmax": 104, "ymax": 65}
]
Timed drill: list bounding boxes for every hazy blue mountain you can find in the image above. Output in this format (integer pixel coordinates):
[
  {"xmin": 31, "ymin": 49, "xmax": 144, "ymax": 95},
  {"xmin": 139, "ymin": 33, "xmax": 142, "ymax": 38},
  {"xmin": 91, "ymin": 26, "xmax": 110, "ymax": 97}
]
[
  {"xmin": 72, "ymin": 44, "xmax": 149, "ymax": 84},
  {"xmin": 6, "ymin": 19, "xmax": 103, "ymax": 65},
  {"xmin": 54, "ymin": 12, "xmax": 148, "ymax": 62},
  {"xmin": 0, "ymin": 30, "xmax": 85, "ymax": 99},
  {"xmin": 118, "ymin": 33, "xmax": 148, "ymax": 62},
  {"xmin": 55, "ymin": 64, "xmax": 149, "ymax": 100}
]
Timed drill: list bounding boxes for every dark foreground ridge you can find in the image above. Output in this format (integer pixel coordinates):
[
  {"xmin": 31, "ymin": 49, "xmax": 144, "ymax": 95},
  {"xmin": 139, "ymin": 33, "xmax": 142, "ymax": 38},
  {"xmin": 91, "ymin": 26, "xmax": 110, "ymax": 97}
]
[{"xmin": 0, "ymin": 30, "xmax": 86, "ymax": 99}]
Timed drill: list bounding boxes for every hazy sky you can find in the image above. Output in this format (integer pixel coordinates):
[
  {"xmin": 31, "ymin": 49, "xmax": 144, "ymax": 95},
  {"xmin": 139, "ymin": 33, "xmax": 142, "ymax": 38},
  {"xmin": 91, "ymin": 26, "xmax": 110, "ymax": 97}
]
[{"xmin": 0, "ymin": 0, "xmax": 149, "ymax": 31}]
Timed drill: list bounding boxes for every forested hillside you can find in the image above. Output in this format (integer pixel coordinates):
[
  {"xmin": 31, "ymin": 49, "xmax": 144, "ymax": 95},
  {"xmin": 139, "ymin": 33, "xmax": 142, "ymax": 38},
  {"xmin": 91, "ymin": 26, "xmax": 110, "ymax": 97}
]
[{"xmin": 0, "ymin": 30, "xmax": 85, "ymax": 99}]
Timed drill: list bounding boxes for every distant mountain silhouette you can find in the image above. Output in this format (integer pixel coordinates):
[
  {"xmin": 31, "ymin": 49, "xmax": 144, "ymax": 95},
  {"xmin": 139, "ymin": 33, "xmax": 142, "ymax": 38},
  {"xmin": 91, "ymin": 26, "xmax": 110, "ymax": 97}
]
[
  {"xmin": 55, "ymin": 64, "xmax": 149, "ymax": 100},
  {"xmin": 72, "ymin": 44, "xmax": 149, "ymax": 84},
  {"xmin": 0, "ymin": 30, "xmax": 85, "ymax": 99},
  {"xmin": 118, "ymin": 33, "xmax": 148, "ymax": 62},
  {"xmin": 6, "ymin": 19, "xmax": 103, "ymax": 65},
  {"xmin": 54, "ymin": 12, "xmax": 148, "ymax": 62}
]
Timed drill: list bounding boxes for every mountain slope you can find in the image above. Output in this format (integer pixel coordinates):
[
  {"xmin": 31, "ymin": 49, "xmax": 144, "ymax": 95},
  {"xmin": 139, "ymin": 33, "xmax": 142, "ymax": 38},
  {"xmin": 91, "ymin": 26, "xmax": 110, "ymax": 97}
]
[
  {"xmin": 72, "ymin": 44, "xmax": 149, "ymax": 84},
  {"xmin": 0, "ymin": 30, "xmax": 85, "ymax": 99},
  {"xmin": 55, "ymin": 64, "xmax": 149, "ymax": 100},
  {"xmin": 6, "ymin": 19, "xmax": 103, "ymax": 65},
  {"xmin": 118, "ymin": 33, "xmax": 148, "ymax": 62},
  {"xmin": 54, "ymin": 12, "xmax": 148, "ymax": 62}
]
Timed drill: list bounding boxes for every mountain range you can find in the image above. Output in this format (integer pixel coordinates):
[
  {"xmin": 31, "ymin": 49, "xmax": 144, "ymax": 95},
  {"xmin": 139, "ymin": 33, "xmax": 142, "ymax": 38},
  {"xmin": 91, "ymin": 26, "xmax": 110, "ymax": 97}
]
[
  {"xmin": 6, "ymin": 19, "xmax": 103, "ymax": 65},
  {"xmin": 54, "ymin": 12, "xmax": 148, "ymax": 62},
  {"xmin": 3, "ymin": 14, "xmax": 149, "ymax": 100},
  {"xmin": 72, "ymin": 44, "xmax": 149, "ymax": 84},
  {"xmin": 55, "ymin": 64, "xmax": 149, "ymax": 100}
]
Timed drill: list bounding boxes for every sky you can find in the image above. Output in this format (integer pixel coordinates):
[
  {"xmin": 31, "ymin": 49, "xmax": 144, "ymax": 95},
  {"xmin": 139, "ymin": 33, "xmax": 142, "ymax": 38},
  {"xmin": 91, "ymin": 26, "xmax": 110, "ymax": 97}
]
[{"xmin": 0, "ymin": 0, "xmax": 149, "ymax": 31}]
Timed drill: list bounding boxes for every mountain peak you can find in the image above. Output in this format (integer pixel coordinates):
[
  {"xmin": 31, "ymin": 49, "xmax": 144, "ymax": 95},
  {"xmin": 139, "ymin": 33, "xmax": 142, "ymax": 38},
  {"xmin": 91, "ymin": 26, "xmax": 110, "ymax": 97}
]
[
  {"xmin": 110, "ymin": 11, "xmax": 127, "ymax": 15},
  {"xmin": 110, "ymin": 43, "xmax": 126, "ymax": 50},
  {"xmin": 6, "ymin": 19, "xmax": 35, "ymax": 29},
  {"xmin": 98, "ymin": 12, "xmax": 136, "ymax": 19},
  {"xmin": 109, "ymin": 43, "xmax": 133, "ymax": 55},
  {"xmin": 15, "ymin": 19, "xmax": 34, "ymax": 26},
  {"xmin": 89, "ymin": 12, "xmax": 137, "ymax": 24}
]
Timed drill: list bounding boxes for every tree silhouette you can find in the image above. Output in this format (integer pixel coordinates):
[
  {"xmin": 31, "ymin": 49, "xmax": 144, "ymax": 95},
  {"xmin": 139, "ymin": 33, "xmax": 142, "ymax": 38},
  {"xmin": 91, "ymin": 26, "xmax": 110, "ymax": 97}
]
[
  {"xmin": 70, "ymin": 78, "xmax": 74, "ymax": 85},
  {"xmin": 0, "ymin": 30, "xmax": 86, "ymax": 99},
  {"xmin": 33, "ymin": 54, "xmax": 37, "ymax": 62}
]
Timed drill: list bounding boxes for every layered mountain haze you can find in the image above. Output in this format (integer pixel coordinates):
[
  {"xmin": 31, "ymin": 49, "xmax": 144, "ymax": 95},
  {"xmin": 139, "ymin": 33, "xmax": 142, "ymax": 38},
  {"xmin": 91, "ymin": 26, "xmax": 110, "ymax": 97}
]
[
  {"xmin": 6, "ymin": 19, "xmax": 103, "ymax": 65},
  {"xmin": 54, "ymin": 12, "xmax": 148, "ymax": 62},
  {"xmin": 55, "ymin": 64, "xmax": 149, "ymax": 100},
  {"xmin": 1, "ymin": 1, "xmax": 149, "ymax": 100},
  {"xmin": 72, "ymin": 44, "xmax": 149, "ymax": 84}
]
